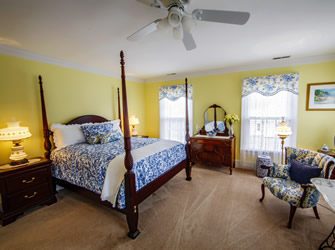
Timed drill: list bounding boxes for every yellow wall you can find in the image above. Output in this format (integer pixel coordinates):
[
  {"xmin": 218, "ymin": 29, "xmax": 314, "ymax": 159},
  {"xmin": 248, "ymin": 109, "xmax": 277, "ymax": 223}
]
[
  {"xmin": 0, "ymin": 54, "xmax": 146, "ymax": 165},
  {"xmin": 144, "ymin": 61, "xmax": 335, "ymax": 161},
  {"xmin": 1, "ymin": 53, "xmax": 334, "ymax": 166}
]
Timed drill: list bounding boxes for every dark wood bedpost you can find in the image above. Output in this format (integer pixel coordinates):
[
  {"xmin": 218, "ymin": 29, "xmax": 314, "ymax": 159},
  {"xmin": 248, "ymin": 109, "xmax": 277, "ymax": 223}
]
[
  {"xmin": 120, "ymin": 51, "xmax": 140, "ymax": 239},
  {"xmin": 185, "ymin": 78, "xmax": 192, "ymax": 181},
  {"xmin": 117, "ymin": 87, "xmax": 122, "ymax": 129},
  {"xmin": 38, "ymin": 75, "xmax": 52, "ymax": 160}
]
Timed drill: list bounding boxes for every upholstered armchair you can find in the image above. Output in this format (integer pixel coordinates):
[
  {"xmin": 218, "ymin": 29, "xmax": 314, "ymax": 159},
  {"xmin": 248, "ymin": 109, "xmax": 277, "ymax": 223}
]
[{"xmin": 259, "ymin": 147, "xmax": 335, "ymax": 228}]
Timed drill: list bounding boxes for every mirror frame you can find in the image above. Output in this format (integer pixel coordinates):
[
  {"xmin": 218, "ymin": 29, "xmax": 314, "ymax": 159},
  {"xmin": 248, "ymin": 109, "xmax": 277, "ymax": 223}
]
[{"xmin": 199, "ymin": 104, "xmax": 229, "ymax": 136}]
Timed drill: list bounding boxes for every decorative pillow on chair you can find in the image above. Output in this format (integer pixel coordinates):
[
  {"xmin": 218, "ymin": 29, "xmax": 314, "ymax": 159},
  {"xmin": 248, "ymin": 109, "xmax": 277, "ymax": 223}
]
[
  {"xmin": 81, "ymin": 122, "xmax": 121, "ymax": 144},
  {"xmin": 289, "ymin": 160, "xmax": 322, "ymax": 184}
]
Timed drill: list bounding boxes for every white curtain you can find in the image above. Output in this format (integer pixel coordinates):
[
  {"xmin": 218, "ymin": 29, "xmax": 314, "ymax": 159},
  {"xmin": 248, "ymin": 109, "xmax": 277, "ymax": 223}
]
[
  {"xmin": 240, "ymin": 73, "xmax": 299, "ymax": 167},
  {"xmin": 159, "ymin": 85, "xmax": 193, "ymax": 143}
]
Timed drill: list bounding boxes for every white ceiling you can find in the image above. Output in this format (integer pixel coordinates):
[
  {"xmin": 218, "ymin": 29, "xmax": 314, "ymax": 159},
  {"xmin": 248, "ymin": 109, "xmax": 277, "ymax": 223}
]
[{"xmin": 0, "ymin": 0, "xmax": 335, "ymax": 81}]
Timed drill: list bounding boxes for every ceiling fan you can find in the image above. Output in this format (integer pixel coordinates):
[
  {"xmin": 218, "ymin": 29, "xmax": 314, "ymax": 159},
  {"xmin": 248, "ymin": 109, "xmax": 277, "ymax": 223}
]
[{"xmin": 127, "ymin": 0, "xmax": 250, "ymax": 51}]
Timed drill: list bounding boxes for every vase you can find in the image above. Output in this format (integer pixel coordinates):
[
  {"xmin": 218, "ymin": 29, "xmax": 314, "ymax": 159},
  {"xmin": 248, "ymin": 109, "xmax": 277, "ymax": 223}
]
[{"xmin": 229, "ymin": 123, "xmax": 234, "ymax": 137}]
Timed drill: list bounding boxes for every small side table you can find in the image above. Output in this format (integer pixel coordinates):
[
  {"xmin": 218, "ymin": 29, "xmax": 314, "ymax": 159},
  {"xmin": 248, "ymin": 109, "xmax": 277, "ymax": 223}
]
[
  {"xmin": 311, "ymin": 178, "xmax": 335, "ymax": 249},
  {"xmin": 318, "ymin": 149, "xmax": 335, "ymax": 158},
  {"xmin": 132, "ymin": 135, "xmax": 149, "ymax": 138},
  {"xmin": 0, "ymin": 158, "xmax": 57, "ymax": 226}
]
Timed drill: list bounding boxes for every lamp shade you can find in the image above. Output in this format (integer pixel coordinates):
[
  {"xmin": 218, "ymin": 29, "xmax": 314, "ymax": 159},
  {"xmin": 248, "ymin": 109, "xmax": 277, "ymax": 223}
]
[
  {"xmin": 275, "ymin": 118, "xmax": 292, "ymax": 137},
  {"xmin": 129, "ymin": 116, "xmax": 140, "ymax": 126},
  {"xmin": 0, "ymin": 121, "xmax": 31, "ymax": 141}
]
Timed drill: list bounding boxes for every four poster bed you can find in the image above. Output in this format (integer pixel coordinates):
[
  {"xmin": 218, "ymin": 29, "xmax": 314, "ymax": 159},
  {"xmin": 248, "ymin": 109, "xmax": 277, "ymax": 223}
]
[{"xmin": 38, "ymin": 51, "xmax": 192, "ymax": 239}]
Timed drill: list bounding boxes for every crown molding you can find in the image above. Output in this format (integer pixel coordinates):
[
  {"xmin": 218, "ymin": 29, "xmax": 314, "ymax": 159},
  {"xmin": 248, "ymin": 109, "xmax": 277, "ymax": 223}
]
[
  {"xmin": 144, "ymin": 53, "xmax": 335, "ymax": 83},
  {"xmin": 0, "ymin": 45, "xmax": 144, "ymax": 83}
]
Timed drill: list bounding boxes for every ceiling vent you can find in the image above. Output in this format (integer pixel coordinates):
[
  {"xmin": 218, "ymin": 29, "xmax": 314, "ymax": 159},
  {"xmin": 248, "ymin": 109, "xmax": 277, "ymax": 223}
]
[{"xmin": 273, "ymin": 56, "xmax": 291, "ymax": 60}]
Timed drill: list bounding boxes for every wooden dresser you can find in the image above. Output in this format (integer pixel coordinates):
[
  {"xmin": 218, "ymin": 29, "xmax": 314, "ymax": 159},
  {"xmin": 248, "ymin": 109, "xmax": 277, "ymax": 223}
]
[
  {"xmin": 190, "ymin": 135, "xmax": 236, "ymax": 175},
  {"xmin": 0, "ymin": 158, "xmax": 57, "ymax": 225}
]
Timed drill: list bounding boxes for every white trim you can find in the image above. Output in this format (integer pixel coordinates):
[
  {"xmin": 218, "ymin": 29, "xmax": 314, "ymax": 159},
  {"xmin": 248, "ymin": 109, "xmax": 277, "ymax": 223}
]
[
  {"xmin": 144, "ymin": 53, "xmax": 335, "ymax": 83},
  {"xmin": 0, "ymin": 45, "xmax": 144, "ymax": 83}
]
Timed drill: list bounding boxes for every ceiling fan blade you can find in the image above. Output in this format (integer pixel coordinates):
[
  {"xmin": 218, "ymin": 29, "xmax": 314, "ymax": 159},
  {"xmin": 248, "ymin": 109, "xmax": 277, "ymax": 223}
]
[
  {"xmin": 192, "ymin": 9, "xmax": 250, "ymax": 25},
  {"xmin": 183, "ymin": 29, "xmax": 196, "ymax": 51},
  {"xmin": 127, "ymin": 19, "xmax": 162, "ymax": 41},
  {"xmin": 136, "ymin": 0, "xmax": 167, "ymax": 9}
]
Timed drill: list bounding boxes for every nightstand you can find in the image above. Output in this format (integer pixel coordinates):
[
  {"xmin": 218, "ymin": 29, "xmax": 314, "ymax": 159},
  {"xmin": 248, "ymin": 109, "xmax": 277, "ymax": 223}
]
[
  {"xmin": 132, "ymin": 135, "xmax": 149, "ymax": 138},
  {"xmin": 0, "ymin": 158, "xmax": 57, "ymax": 226}
]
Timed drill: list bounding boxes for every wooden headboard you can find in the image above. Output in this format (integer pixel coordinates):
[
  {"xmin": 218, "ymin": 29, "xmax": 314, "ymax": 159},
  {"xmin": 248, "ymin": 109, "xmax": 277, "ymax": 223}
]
[{"xmin": 66, "ymin": 115, "xmax": 109, "ymax": 125}]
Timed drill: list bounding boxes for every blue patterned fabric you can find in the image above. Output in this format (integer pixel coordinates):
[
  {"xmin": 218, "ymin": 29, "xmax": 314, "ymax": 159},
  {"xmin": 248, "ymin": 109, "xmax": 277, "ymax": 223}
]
[
  {"xmin": 159, "ymin": 84, "xmax": 192, "ymax": 101},
  {"xmin": 81, "ymin": 122, "xmax": 121, "ymax": 144},
  {"xmin": 263, "ymin": 147, "xmax": 334, "ymax": 208},
  {"xmin": 51, "ymin": 138, "xmax": 186, "ymax": 209},
  {"xmin": 269, "ymin": 163, "xmax": 290, "ymax": 179},
  {"xmin": 242, "ymin": 73, "xmax": 299, "ymax": 97}
]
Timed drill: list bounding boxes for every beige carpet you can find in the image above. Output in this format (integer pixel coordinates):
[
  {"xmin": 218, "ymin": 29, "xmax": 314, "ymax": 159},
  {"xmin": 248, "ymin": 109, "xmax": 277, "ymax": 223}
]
[{"xmin": 1, "ymin": 166, "xmax": 334, "ymax": 250}]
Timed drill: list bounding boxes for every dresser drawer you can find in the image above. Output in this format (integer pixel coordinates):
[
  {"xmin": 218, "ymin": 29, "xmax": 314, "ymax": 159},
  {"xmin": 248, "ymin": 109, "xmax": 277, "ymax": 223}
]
[
  {"xmin": 6, "ymin": 183, "xmax": 52, "ymax": 212},
  {"xmin": 5, "ymin": 168, "xmax": 50, "ymax": 193}
]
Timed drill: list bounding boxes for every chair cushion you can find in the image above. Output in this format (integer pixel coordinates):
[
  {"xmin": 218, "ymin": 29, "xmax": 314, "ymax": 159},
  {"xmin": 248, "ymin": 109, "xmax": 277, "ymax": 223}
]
[
  {"xmin": 263, "ymin": 177, "xmax": 320, "ymax": 208},
  {"xmin": 263, "ymin": 177, "xmax": 303, "ymax": 207},
  {"xmin": 290, "ymin": 160, "xmax": 321, "ymax": 184}
]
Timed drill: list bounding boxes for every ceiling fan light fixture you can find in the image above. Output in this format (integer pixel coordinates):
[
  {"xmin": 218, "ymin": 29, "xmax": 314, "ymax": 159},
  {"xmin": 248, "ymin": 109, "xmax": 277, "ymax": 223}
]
[
  {"xmin": 168, "ymin": 7, "xmax": 182, "ymax": 28},
  {"xmin": 173, "ymin": 25, "xmax": 183, "ymax": 40},
  {"xmin": 182, "ymin": 15, "xmax": 194, "ymax": 32}
]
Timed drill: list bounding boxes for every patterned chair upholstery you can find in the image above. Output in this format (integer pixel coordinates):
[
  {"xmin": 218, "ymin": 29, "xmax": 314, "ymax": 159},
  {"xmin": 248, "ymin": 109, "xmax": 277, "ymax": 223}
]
[{"xmin": 259, "ymin": 147, "xmax": 335, "ymax": 228}]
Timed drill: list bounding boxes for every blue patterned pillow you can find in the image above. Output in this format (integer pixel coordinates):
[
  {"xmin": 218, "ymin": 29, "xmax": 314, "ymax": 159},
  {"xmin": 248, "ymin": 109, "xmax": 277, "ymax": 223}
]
[
  {"xmin": 101, "ymin": 130, "xmax": 122, "ymax": 144},
  {"xmin": 290, "ymin": 160, "xmax": 321, "ymax": 184},
  {"xmin": 81, "ymin": 122, "xmax": 119, "ymax": 144}
]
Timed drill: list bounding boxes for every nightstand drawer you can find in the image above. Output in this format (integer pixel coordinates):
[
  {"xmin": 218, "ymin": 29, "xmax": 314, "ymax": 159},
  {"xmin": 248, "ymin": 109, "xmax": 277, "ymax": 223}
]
[
  {"xmin": 5, "ymin": 168, "xmax": 50, "ymax": 193},
  {"xmin": 7, "ymin": 183, "xmax": 52, "ymax": 212}
]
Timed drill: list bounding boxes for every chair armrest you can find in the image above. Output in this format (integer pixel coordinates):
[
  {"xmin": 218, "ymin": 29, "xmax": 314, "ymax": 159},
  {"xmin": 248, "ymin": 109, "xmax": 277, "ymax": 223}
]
[
  {"xmin": 299, "ymin": 183, "xmax": 316, "ymax": 208},
  {"xmin": 301, "ymin": 183, "xmax": 315, "ymax": 189}
]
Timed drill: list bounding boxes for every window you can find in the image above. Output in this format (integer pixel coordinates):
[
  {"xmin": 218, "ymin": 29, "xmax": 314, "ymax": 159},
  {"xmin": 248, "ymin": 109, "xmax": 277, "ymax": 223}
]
[
  {"xmin": 240, "ymin": 74, "xmax": 299, "ymax": 167},
  {"xmin": 159, "ymin": 85, "xmax": 193, "ymax": 143}
]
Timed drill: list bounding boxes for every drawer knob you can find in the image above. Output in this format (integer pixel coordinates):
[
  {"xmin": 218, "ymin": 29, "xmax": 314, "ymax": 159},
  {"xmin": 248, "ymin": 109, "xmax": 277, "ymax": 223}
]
[
  {"xmin": 22, "ymin": 177, "xmax": 35, "ymax": 184},
  {"xmin": 24, "ymin": 192, "xmax": 37, "ymax": 199}
]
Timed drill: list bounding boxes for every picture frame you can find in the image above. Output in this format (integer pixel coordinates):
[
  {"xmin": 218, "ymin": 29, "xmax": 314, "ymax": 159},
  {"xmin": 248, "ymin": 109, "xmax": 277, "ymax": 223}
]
[{"xmin": 306, "ymin": 82, "xmax": 335, "ymax": 111}]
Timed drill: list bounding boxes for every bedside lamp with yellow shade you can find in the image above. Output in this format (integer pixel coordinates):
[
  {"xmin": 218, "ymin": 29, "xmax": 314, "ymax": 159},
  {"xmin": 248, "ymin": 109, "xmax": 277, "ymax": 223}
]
[
  {"xmin": 129, "ymin": 115, "xmax": 140, "ymax": 136},
  {"xmin": 275, "ymin": 118, "xmax": 292, "ymax": 164},
  {"xmin": 0, "ymin": 121, "xmax": 32, "ymax": 166}
]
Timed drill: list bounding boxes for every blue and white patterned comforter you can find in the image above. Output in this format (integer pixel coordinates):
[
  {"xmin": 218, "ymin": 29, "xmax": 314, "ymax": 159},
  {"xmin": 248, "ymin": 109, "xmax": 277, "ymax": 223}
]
[{"xmin": 51, "ymin": 137, "xmax": 186, "ymax": 209}]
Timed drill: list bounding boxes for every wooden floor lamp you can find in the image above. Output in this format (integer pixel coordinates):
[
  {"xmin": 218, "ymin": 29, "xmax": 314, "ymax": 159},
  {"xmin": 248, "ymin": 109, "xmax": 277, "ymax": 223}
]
[{"xmin": 276, "ymin": 118, "xmax": 292, "ymax": 164}]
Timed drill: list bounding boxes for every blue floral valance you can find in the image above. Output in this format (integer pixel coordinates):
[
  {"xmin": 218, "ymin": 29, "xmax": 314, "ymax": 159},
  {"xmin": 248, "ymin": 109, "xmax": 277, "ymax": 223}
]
[
  {"xmin": 242, "ymin": 73, "xmax": 299, "ymax": 97},
  {"xmin": 159, "ymin": 84, "xmax": 192, "ymax": 101}
]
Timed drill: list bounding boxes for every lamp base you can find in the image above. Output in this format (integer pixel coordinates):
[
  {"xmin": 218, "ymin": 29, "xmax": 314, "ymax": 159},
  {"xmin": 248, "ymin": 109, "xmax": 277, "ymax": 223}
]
[
  {"xmin": 132, "ymin": 126, "xmax": 138, "ymax": 136},
  {"xmin": 10, "ymin": 158, "xmax": 29, "ymax": 166},
  {"xmin": 9, "ymin": 140, "xmax": 29, "ymax": 166}
]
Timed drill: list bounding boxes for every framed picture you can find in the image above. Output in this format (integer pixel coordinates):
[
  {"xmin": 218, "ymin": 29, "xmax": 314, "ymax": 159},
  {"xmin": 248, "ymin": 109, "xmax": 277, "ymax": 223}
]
[{"xmin": 306, "ymin": 82, "xmax": 335, "ymax": 111}]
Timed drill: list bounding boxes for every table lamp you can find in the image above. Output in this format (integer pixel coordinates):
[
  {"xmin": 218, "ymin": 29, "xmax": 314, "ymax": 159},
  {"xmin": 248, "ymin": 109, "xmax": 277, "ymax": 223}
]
[
  {"xmin": 276, "ymin": 118, "xmax": 292, "ymax": 164},
  {"xmin": 0, "ymin": 121, "xmax": 32, "ymax": 165},
  {"xmin": 129, "ymin": 116, "xmax": 140, "ymax": 136}
]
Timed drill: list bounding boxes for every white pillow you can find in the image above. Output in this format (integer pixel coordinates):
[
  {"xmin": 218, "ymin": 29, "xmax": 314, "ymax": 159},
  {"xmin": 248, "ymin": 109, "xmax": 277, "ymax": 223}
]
[
  {"xmin": 51, "ymin": 123, "xmax": 86, "ymax": 149},
  {"xmin": 51, "ymin": 119, "xmax": 123, "ymax": 149},
  {"xmin": 110, "ymin": 119, "xmax": 123, "ymax": 136}
]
